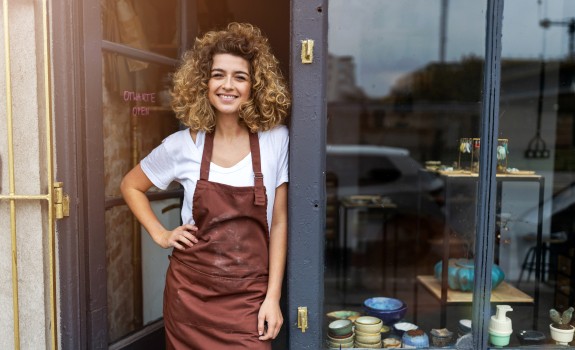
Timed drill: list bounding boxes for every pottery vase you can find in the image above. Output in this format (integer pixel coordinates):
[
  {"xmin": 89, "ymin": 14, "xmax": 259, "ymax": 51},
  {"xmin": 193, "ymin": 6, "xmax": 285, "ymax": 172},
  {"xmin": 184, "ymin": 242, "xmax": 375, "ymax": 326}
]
[
  {"xmin": 550, "ymin": 324, "xmax": 575, "ymax": 345},
  {"xmin": 434, "ymin": 258, "xmax": 505, "ymax": 292}
]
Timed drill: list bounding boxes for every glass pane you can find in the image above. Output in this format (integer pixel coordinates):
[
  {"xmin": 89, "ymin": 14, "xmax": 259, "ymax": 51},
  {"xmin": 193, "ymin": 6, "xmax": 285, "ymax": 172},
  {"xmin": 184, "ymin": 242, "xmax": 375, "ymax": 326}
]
[
  {"xmin": 103, "ymin": 54, "xmax": 179, "ymax": 198},
  {"xmin": 326, "ymin": 0, "xmax": 487, "ymax": 348},
  {"xmin": 105, "ymin": 205, "xmax": 135, "ymax": 341},
  {"xmin": 102, "ymin": 0, "xmax": 181, "ymax": 59},
  {"xmin": 498, "ymin": 0, "xmax": 575, "ymax": 347},
  {"xmin": 141, "ymin": 198, "xmax": 181, "ymax": 324},
  {"xmin": 102, "ymin": 54, "xmax": 180, "ymax": 343}
]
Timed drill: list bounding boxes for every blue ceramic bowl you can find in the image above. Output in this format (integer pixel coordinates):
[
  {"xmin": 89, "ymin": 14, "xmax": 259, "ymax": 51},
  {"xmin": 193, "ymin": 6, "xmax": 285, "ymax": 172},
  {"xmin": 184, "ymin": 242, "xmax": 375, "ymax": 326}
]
[{"xmin": 363, "ymin": 297, "xmax": 408, "ymax": 325}]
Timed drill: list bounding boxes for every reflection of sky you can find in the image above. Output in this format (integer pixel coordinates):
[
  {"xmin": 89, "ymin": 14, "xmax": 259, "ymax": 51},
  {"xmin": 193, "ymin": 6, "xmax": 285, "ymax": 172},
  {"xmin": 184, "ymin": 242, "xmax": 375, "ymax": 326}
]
[{"xmin": 329, "ymin": 0, "xmax": 574, "ymax": 97}]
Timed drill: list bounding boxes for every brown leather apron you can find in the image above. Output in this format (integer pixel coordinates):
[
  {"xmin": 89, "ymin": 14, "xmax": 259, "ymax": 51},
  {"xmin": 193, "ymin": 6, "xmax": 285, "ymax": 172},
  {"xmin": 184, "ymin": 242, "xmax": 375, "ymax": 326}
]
[{"xmin": 164, "ymin": 131, "xmax": 271, "ymax": 350}]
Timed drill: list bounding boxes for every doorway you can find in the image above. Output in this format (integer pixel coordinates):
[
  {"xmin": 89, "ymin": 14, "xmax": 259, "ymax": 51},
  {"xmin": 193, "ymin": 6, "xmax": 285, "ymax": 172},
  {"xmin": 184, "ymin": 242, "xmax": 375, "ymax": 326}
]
[{"xmin": 66, "ymin": 0, "xmax": 290, "ymax": 348}]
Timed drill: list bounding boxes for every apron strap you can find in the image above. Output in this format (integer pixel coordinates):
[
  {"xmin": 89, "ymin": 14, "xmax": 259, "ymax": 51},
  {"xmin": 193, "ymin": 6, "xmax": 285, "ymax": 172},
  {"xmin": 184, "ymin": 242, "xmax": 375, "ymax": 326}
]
[
  {"xmin": 249, "ymin": 132, "xmax": 266, "ymax": 207},
  {"xmin": 200, "ymin": 131, "xmax": 214, "ymax": 181},
  {"xmin": 200, "ymin": 131, "xmax": 266, "ymax": 207}
]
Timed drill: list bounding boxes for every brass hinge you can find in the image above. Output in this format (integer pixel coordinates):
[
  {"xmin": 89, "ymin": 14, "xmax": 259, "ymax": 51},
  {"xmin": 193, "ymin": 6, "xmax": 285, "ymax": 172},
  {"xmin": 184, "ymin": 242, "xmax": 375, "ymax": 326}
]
[{"xmin": 53, "ymin": 182, "xmax": 70, "ymax": 219}]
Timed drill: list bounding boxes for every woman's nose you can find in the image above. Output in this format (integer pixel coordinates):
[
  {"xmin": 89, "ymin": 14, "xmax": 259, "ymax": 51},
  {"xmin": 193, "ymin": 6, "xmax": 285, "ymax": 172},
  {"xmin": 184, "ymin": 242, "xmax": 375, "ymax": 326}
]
[{"xmin": 223, "ymin": 76, "xmax": 233, "ymax": 89}]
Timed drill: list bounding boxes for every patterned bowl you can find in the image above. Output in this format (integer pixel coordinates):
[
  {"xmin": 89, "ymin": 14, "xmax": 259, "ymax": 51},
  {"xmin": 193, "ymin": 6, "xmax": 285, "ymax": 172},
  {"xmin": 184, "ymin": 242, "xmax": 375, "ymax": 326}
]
[{"xmin": 363, "ymin": 297, "xmax": 408, "ymax": 325}]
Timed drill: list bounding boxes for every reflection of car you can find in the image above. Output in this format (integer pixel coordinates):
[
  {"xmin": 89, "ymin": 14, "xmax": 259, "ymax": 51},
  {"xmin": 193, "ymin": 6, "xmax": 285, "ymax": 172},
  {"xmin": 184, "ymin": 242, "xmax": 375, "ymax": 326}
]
[{"xmin": 326, "ymin": 144, "xmax": 443, "ymax": 217}]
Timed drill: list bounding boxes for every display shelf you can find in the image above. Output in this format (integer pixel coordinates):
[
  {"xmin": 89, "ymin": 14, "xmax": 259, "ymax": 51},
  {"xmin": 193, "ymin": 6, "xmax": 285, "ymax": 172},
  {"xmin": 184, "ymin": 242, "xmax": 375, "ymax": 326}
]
[
  {"xmin": 415, "ymin": 169, "xmax": 545, "ymax": 328},
  {"xmin": 417, "ymin": 275, "xmax": 534, "ymax": 304}
]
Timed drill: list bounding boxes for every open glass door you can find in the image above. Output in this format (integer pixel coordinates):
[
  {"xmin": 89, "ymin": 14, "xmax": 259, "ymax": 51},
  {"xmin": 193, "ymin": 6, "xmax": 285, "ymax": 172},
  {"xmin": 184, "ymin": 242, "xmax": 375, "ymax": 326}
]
[{"xmin": 101, "ymin": 0, "xmax": 183, "ymax": 346}]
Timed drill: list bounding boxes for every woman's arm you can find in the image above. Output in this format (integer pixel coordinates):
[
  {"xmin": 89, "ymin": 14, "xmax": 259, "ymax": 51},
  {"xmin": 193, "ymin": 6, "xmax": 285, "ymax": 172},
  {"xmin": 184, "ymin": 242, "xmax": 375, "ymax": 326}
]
[
  {"xmin": 258, "ymin": 182, "xmax": 288, "ymax": 340},
  {"xmin": 120, "ymin": 164, "xmax": 198, "ymax": 250}
]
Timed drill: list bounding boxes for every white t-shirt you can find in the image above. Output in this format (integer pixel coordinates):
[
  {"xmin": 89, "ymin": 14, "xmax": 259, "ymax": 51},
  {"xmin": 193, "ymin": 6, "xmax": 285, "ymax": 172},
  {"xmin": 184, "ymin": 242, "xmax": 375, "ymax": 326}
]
[{"xmin": 140, "ymin": 125, "xmax": 289, "ymax": 231}]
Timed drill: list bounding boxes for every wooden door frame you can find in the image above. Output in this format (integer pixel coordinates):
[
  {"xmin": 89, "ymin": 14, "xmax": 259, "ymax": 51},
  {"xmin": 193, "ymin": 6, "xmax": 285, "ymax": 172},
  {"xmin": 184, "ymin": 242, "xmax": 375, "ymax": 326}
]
[{"xmin": 53, "ymin": 0, "xmax": 108, "ymax": 348}]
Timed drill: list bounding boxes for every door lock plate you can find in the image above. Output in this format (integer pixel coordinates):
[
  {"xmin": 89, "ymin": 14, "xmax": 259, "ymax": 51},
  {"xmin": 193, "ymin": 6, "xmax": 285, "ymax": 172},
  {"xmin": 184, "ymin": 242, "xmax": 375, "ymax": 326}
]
[
  {"xmin": 297, "ymin": 306, "xmax": 308, "ymax": 332},
  {"xmin": 301, "ymin": 40, "xmax": 314, "ymax": 64}
]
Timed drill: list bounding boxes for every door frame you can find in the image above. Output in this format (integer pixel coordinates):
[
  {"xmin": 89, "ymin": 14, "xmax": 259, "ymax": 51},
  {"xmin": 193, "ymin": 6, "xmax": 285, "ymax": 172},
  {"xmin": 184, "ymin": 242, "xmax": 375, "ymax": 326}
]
[
  {"xmin": 52, "ymin": 0, "xmax": 97, "ymax": 348},
  {"xmin": 288, "ymin": 1, "xmax": 328, "ymax": 349}
]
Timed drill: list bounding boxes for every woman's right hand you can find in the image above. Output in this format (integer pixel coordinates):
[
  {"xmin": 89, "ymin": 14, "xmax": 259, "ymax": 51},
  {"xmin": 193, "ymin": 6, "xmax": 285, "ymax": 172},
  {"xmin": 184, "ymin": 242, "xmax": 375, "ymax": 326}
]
[
  {"xmin": 159, "ymin": 224, "xmax": 199, "ymax": 250},
  {"xmin": 121, "ymin": 165, "xmax": 199, "ymax": 250}
]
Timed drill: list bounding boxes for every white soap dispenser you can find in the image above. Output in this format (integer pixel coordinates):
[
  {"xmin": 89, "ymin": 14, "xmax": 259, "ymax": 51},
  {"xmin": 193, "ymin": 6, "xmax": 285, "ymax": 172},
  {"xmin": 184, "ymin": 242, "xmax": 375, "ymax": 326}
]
[{"xmin": 488, "ymin": 305, "xmax": 513, "ymax": 346}]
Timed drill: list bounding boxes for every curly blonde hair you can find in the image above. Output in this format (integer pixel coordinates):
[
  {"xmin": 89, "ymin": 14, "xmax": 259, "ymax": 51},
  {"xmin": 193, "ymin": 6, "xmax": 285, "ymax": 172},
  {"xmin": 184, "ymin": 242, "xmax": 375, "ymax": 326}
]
[{"xmin": 171, "ymin": 22, "xmax": 291, "ymax": 132}]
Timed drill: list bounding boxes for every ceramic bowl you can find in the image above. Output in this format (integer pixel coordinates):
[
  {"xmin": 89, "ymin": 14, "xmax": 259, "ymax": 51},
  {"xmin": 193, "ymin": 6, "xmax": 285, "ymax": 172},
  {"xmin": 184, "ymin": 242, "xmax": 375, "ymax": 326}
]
[
  {"xmin": 327, "ymin": 339, "xmax": 354, "ymax": 348},
  {"xmin": 458, "ymin": 319, "xmax": 472, "ymax": 337},
  {"xmin": 430, "ymin": 328, "xmax": 454, "ymax": 347},
  {"xmin": 363, "ymin": 297, "xmax": 408, "ymax": 325},
  {"xmin": 516, "ymin": 330, "xmax": 546, "ymax": 345},
  {"xmin": 393, "ymin": 321, "xmax": 418, "ymax": 336},
  {"xmin": 380, "ymin": 325, "xmax": 392, "ymax": 338},
  {"xmin": 355, "ymin": 329, "xmax": 382, "ymax": 344},
  {"xmin": 402, "ymin": 329, "xmax": 429, "ymax": 348},
  {"xmin": 328, "ymin": 319, "xmax": 353, "ymax": 337},
  {"xmin": 327, "ymin": 333, "xmax": 354, "ymax": 344},
  {"xmin": 328, "ymin": 332, "xmax": 354, "ymax": 339},
  {"xmin": 326, "ymin": 310, "xmax": 360, "ymax": 321},
  {"xmin": 354, "ymin": 340, "xmax": 382, "ymax": 348},
  {"xmin": 354, "ymin": 316, "xmax": 384, "ymax": 334},
  {"xmin": 382, "ymin": 337, "xmax": 402, "ymax": 348}
]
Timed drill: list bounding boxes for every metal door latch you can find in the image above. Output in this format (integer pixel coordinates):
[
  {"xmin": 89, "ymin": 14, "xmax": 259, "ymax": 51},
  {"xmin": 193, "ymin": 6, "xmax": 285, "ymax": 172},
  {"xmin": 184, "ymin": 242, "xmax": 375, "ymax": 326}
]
[{"xmin": 297, "ymin": 306, "xmax": 308, "ymax": 332}]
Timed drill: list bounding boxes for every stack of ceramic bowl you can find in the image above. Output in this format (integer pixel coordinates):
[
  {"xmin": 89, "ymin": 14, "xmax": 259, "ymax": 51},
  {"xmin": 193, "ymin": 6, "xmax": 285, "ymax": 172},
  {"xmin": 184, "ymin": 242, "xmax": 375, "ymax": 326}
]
[
  {"xmin": 327, "ymin": 319, "xmax": 354, "ymax": 349},
  {"xmin": 458, "ymin": 319, "xmax": 472, "ymax": 338},
  {"xmin": 354, "ymin": 316, "xmax": 383, "ymax": 348},
  {"xmin": 363, "ymin": 297, "xmax": 408, "ymax": 325}
]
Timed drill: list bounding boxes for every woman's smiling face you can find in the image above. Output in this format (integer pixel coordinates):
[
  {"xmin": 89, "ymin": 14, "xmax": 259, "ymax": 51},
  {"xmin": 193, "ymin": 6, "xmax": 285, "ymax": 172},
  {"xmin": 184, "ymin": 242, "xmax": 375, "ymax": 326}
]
[{"xmin": 208, "ymin": 53, "xmax": 251, "ymax": 118}]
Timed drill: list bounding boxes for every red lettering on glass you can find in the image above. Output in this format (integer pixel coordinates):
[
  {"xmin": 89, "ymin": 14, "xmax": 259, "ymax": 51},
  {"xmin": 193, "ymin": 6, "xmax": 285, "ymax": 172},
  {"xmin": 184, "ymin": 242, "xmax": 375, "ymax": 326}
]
[{"xmin": 132, "ymin": 106, "xmax": 150, "ymax": 116}]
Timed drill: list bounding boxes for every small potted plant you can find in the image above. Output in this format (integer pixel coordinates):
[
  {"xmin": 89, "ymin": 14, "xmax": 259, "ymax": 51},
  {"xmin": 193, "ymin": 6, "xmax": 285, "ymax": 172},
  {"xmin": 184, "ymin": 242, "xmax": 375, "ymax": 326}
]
[{"xmin": 550, "ymin": 307, "xmax": 575, "ymax": 345}]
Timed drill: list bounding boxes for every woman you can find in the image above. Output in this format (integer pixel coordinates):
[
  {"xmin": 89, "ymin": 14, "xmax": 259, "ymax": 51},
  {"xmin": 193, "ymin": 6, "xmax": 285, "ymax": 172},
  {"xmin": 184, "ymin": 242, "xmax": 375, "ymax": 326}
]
[{"xmin": 121, "ymin": 23, "xmax": 290, "ymax": 349}]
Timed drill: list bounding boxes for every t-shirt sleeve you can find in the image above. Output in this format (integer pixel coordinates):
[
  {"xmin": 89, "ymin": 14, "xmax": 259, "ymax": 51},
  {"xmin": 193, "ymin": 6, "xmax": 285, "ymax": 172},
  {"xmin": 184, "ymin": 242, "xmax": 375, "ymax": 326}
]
[
  {"xmin": 140, "ymin": 141, "xmax": 176, "ymax": 190},
  {"xmin": 276, "ymin": 127, "xmax": 289, "ymax": 187}
]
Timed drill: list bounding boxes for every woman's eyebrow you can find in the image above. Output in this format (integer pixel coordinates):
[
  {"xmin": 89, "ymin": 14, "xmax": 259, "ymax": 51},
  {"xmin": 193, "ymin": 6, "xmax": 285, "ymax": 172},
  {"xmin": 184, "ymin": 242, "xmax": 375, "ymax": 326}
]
[{"xmin": 210, "ymin": 67, "xmax": 249, "ymax": 75}]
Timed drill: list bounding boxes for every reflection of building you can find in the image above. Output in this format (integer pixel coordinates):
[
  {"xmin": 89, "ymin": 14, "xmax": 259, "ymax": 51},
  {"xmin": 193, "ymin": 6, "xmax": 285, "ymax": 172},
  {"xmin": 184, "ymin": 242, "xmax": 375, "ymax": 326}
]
[
  {"xmin": 327, "ymin": 55, "xmax": 575, "ymax": 286},
  {"xmin": 327, "ymin": 54, "xmax": 365, "ymax": 102},
  {"xmin": 328, "ymin": 57, "xmax": 575, "ymax": 167}
]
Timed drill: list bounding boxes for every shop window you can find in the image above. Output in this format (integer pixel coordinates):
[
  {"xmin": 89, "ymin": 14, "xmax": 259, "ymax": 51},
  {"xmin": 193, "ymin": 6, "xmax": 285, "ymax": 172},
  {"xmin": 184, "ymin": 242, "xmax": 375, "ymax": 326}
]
[{"xmin": 324, "ymin": 0, "xmax": 575, "ymax": 348}]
